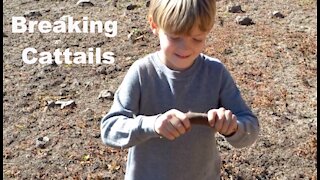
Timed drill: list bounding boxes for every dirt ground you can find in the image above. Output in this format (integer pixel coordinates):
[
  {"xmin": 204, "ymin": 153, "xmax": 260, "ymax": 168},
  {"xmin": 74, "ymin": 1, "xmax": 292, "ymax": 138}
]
[{"xmin": 3, "ymin": 0, "xmax": 317, "ymax": 179}]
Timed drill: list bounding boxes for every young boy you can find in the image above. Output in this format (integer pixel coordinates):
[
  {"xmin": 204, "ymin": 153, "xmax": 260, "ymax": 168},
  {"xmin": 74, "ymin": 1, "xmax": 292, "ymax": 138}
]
[{"xmin": 101, "ymin": 0, "xmax": 260, "ymax": 179}]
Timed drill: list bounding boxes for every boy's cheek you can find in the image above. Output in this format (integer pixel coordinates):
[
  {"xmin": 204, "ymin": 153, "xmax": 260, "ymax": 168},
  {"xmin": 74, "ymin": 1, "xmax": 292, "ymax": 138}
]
[{"xmin": 160, "ymin": 40, "xmax": 174, "ymax": 52}]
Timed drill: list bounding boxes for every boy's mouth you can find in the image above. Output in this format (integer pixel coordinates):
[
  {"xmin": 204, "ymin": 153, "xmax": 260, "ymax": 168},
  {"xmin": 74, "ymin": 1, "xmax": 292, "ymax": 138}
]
[{"xmin": 175, "ymin": 53, "xmax": 191, "ymax": 59}]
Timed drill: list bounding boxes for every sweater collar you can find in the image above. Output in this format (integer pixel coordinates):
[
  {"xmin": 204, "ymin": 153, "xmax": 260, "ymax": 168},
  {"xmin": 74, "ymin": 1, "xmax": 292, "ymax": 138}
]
[{"xmin": 153, "ymin": 51, "xmax": 202, "ymax": 80}]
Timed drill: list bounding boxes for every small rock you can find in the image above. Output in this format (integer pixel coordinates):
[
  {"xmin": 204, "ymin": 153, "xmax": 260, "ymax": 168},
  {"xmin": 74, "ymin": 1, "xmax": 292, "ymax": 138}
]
[
  {"xmin": 128, "ymin": 31, "xmax": 134, "ymax": 41},
  {"xmin": 60, "ymin": 83, "xmax": 68, "ymax": 88},
  {"xmin": 227, "ymin": 4, "xmax": 245, "ymax": 13},
  {"xmin": 54, "ymin": 40, "xmax": 62, "ymax": 45},
  {"xmin": 24, "ymin": 10, "xmax": 42, "ymax": 18},
  {"xmin": 55, "ymin": 100, "xmax": 76, "ymax": 109},
  {"xmin": 42, "ymin": 8, "xmax": 51, "ymax": 13},
  {"xmin": 96, "ymin": 66, "xmax": 107, "ymax": 75},
  {"xmin": 22, "ymin": 91, "xmax": 33, "ymax": 97},
  {"xmin": 46, "ymin": 100, "xmax": 56, "ymax": 108},
  {"xmin": 84, "ymin": 81, "xmax": 93, "ymax": 89},
  {"xmin": 146, "ymin": 1, "xmax": 150, "ymax": 7},
  {"xmin": 223, "ymin": 48, "xmax": 233, "ymax": 55},
  {"xmin": 44, "ymin": 101, "xmax": 55, "ymax": 112},
  {"xmin": 112, "ymin": 0, "xmax": 118, "ymax": 7},
  {"xmin": 128, "ymin": 29, "xmax": 144, "ymax": 44},
  {"xmin": 3, "ymin": 32, "xmax": 8, "ymax": 37},
  {"xmin": 235, "ymin": 16, "xmax": 255, "ymax": 26},
  {"xmin": 76, "ymin": 0, "xmax": 94, "ymax": 7},
  {"xmin": 218, "ymin": 16, "xmax": 224, "ymax": 26},
  {"xmin": 127, "ymin": 4, "xmax": 138, "ymax": 10},
  {"xmin": 36, "ymin": 136, "xmax": 50, "ymax": 149},
  {"xmin": 59, "ymin": 15, "xmax": 72, "ymax": 22},
  {"xmin": 98, "ymin": 90, "xmax": 114, "ymax": 100},
  {"xmin": 114, "ymin": 65, "xmax": 122, "ymax": 71},
  {"xmin": 92, "ymin": 162, "xmax": 101, "ymax": 171},
  {"xmin": 92, "ymin": 133, "xmax": 101, "ymax": 139},
  {"xmin": 272, "ymin": 11, "xmax": 285, "ymax": 18},
  {"xmin": 92, "ymin": 41, "xmax": 105, "ymax": 47},
  {"xmin": 59, "ymin": 89, "xmax": 69, "ymax": 96},
  {"xmin": 71, "ymin": 79, "xmax": 81, "ymax": 89}
]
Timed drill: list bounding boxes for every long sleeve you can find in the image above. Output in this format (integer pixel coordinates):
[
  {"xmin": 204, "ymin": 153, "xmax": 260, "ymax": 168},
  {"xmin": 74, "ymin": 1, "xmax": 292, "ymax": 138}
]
[
  {"xmin": 218, "ymin": 65, "xmax": 260, "ymax": 148},
  {"xmin": 100, "ymin": 62, "xmax": 160, "ymax": 149}
]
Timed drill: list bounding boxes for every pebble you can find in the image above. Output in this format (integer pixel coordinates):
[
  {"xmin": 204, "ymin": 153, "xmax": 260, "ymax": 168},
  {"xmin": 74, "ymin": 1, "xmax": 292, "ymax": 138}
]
[
  {"xmin": 218, "ymin": 16, "xmax": 224, "ymax": 26},
  {"xmin": 92, "ymin": 133, "xmax": 101, "ymax": 139},
  {"xmin": 92, "ymin": 162, "xmax": 101, "ymax": 171},
  {"xmin": 22, "ymin": 91, "xmax": 33, "ymax": 97},
  {"xmin": 59, "ymin": 15, "xmax": 72, "ymax": 22},
  {"xmin": 46, "ymin": 100, "xmax": 56, "ymax": 108},
  {"xmin": 223, "ymin": 48, "xmax": 233, "ymax": 55},
  {"xmin": 60, "ymin": 83, "xmax": 68, "ymax": 88},
  {"xmin": 235, "ymin": 16, "xmax": 255, "ymax": 26},
  {"xmin": 59, "ymin": 89, "xmax": 69, "ymax": 96},
  {"xmin": 146, "ymin": 1, "xmax": 150, "ymax": 7},
  {"xmin": 112, "ymin": 0, "xmax": 118, "ymax": 7},
  {"xmin": 44, "ymin": 100, "xmax": 57, "ymax": 112},
  {"xmin": 127, "ymin": 4, "xmax": 138, "ymax": 10},
  {"xmin": 55, "ymin": 100, "xmax": 76, "ymax": 109},
  {"xmin": 96, "ymin": 66, "xmax": 107, "ymax": 75},
  {"xmin": 76, "ymin": 0, "xmax": 94, "ymax": 7},
  {"xmin": 71, "ymin": 79, "xmax": 81, "ymax": 89},
  {"xmin": 36, "ymin": 136, "xmax": 50, "ymax": 149},
  {"xmin": 54, "ymin": 40, "xmax": 62, "ymax": 45},
  {"xmin": 98, "ymin": 90, "xmax": 114, "ymax": 100},
  {"xmin": 272, "ymin": 11, "xmax": 285, "ymax": 18},
  {"xmin": 127, "ymin": 31, "xmax": 135, "ymax": 42},
  {"xmin": 24, "ymin": 10, "xmax": 42, "ymax": 18},
  {"xmin": 227, "ymin": 4, "xmax": 244, "ymax": 13},
  {"xmin": 3, "ymin": 32, "xmax": 8, "ymax": 37}
]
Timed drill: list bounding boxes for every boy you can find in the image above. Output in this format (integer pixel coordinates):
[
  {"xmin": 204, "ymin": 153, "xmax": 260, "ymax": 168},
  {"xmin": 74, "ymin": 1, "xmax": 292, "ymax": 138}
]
[{"xmin": 101, "ymin": 0, "xmax": 260, "ymax": 179}]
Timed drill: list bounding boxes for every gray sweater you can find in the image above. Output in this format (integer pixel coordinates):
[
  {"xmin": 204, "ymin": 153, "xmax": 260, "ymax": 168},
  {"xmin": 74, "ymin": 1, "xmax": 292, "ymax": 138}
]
[{"xmin": 101, "ymin": 51, "xmax": 259, "ymax": 180}]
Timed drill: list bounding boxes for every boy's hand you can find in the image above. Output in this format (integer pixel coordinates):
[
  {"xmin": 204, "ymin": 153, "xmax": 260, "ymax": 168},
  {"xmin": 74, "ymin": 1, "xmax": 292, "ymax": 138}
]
[
  {"xmin": 207, "ymin": 107, "xmax": 238, "ymax": 137},
  {"xmin": 155, "ymin": 109, "xmax": 191, "ymax": 140}
]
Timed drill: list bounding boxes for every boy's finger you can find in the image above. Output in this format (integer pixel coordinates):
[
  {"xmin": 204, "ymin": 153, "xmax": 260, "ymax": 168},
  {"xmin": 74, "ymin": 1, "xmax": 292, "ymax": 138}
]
[
  {"xmin": 162, "ymin": 127, "xmax": 176, "ymax": 140},
  {"xmin": 171, "ymin": 109, "xmax": 191, "ymax": 130},
  {"xmin": 215, "ymin": 109, "xmax": 225, "ymax": 132},
  {"xmin": 167, "ymin": 120, "xmax": 181, "ymax": 138},
  {"xmin": 170, "ymin": 116, "xmax": 186, "ymax": 135},
  {"xmin": 220, "ymin": 110, "xmax": 232, "ymax": 134},
  {"xmin": 207, "ymin": 109, "xmax": 217, "ymax": 127},
  {"xmin": 226, "ymin": 115, "xmax": 238, "ymax": 135}
]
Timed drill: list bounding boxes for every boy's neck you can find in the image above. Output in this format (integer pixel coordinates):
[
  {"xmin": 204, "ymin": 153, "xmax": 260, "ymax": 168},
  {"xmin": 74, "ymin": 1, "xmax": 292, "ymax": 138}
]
[{"xmin": 158, "ymin": 51, "xmax": 199, "ymax": 71}]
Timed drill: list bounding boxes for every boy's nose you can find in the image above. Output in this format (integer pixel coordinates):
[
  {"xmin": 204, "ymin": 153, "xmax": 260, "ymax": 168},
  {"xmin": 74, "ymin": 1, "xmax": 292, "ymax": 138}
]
[{"xmin": 177, "ymin": 39, "xmax": 191, "ymax": 51}]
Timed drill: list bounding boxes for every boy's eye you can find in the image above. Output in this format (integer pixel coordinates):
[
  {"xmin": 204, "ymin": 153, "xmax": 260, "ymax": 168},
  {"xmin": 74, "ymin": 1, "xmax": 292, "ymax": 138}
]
[
  {"xmin": 169, "ymin": 36, "xmax": 180, "ymax": 40},
  {"xmin": 193, "ymin": 38, "xmax": 203, "ymax": 42}
]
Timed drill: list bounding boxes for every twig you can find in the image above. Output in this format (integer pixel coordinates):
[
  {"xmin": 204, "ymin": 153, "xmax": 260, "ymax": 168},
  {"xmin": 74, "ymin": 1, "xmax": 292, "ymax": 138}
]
[{"xmin": 185, "ymin": 112, "xmax": 210, "ymax": 126}]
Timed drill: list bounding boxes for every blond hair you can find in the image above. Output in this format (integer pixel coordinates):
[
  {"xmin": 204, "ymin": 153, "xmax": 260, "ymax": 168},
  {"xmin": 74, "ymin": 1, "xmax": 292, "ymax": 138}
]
[{"xmin": 148, "ymin": 0, "xmax": 216, "ymax": 35}]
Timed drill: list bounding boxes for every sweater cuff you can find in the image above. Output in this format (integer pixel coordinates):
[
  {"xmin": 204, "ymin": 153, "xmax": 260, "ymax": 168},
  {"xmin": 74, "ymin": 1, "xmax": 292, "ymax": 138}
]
[
  {"xmin": 225, "ymin": 120, "xmax": 245, "ymax": 141},
  {"xmin": 140, "ymin": 115, "xmax": 161, "ymax": 138}
]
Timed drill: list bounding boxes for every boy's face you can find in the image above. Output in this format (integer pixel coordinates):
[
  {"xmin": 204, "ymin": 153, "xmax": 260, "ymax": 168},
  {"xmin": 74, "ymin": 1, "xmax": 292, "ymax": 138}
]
[{"xmin": 152, "ymin": 23, "xmax": 210, "ymax": 71}]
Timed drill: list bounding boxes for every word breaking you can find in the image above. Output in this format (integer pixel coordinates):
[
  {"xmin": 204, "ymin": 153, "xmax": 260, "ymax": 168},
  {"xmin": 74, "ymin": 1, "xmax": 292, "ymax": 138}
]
[{"xmin": 12, "ymin": 16, "xmax": 117, "ymax": 37}]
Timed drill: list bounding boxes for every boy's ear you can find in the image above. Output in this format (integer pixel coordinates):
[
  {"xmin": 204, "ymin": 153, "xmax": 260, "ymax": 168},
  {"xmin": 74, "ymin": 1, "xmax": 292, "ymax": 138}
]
[{"xmin": 148, "ymin": 15, "xmax": 158, "ymax": 35}]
